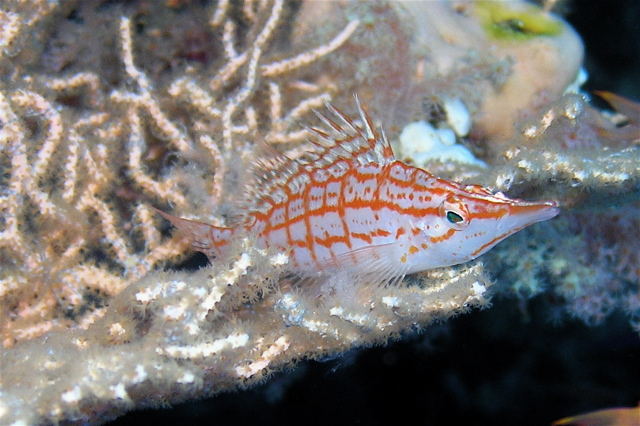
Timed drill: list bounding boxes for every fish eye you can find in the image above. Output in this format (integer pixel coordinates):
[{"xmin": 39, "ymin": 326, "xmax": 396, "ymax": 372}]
[
  {"xmin": 440, "ymin": 196, "xmax": 470, "ymax": 230},
  {"xmin": 446, "ymin": 211, "xmax": 464, "ymax": 224}
]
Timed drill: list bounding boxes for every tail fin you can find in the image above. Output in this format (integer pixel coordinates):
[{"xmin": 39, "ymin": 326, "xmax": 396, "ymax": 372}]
[{"xmin": 153, "ymin": 207, "xmax": 234, "ymax": 259}]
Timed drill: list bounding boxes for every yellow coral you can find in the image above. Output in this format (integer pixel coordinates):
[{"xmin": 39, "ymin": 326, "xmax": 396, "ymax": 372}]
[{"xmin": 474, "ymin": 0, "xmax": 563, "ymax": 41}]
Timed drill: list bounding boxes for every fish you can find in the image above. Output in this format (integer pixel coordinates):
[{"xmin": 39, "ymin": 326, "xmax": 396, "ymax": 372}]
[{"xmin": 156, "ymin": 98, "xmax": 559, "ymax": 284}]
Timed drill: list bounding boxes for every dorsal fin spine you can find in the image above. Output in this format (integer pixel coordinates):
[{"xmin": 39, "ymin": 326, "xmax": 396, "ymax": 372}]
[
  {"xmin": 354, "ymin": 95, "xmax": 376, "ymax": 140},
  {"xmin": 246, "ymin": 99, "xmax": 396, "ymax": 224},
  {"xmin": 327, "ymin": 103, "xmax": 358, "ymax": 133},
  {"xmin": 313, "ymin": 110, "xmax": 343, "ymax": 134}
]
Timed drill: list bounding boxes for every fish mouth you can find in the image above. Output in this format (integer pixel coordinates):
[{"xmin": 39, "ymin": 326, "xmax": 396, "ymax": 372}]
[
  {"xmin": 522, "ymin": 200, "xmax": 559, "ymax": 220},
  {"xmin": 507, "ymin": 199, "xmax": 560, "ymax": 227},
  {"xmin": 469, "ymin": 199, "xmax": 560, "ymax": 258},
  {"xmin": 490, "ymin": 191, "xmax": 560, "ymax": 222},
  {"xmin": 489, "ymin": 198, "xmax": 560, "ymax": 235}
]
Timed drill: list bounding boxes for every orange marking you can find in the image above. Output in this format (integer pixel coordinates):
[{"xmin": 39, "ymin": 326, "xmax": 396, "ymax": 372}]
[
  {"xmin": 408, "ymin": 245, "xmax": 419, "ymax": 254},
  {"xmin": 302, "ymin": 186, "xmax": 319, "ymax": 266},
  {"xmin": 284, "ymin": 198, "xmax": 294, "ymax": 250},
  {"xmin": 421, "ymin": 243, "xmax": 428, "ymax": 249},
  {"xmin": 289, "ymin": 247, "xmax": 300, "ymax": 269},
  {"xmin": 507, "ymin": 203, "xmax": 553, "ymax": 215},
  {"xmin": 470, "ymin": 209, "xmax": 508, "ymax": 220},
  {"xmin": 321, "ymin": 179, "xmax": 329, "ymax": 209},
  {"xmin": 337, "ymin": 175, "xmax": 361, "ymax": 263},
  {"xmin": 343, "ymin": 199, "xmax": 439, "ymax": 218},
  {"xmin": 314, "ymin": 234, "xmax": 350, "ymax": 248},
  {"xmin": 470, "ymin": 232, "xmax": 509, "ymax": 257},
  {"xmin": 400, "ymin": 254, "xmax": 407, "ymax": 264},
  {"xmin": 395, "ymin": 227, "xmax": 406, "ymax": 238},
  {"xmin": 260, "ymin": 196, "xmax": 440, "ymax": 237},
  {"xmin": 399, "ymin": 167, "xmax": 455, "ymax": 192},
  {"xmin": 373, "ymin": 163, "xmax": 392, "ymax": 201},
  {"xmin": 350, "ymin": 232, "xmax": 373, "ymax": 244},
  {"xmin": 352, "ymin": 170, "xmax": 378, "ymax": 183},
  {"xmin": 430, "ymin": 228, "xmax": 456, "ymax": 243},
  {"xmin": 290, "ymin": 240, "xmax": 309, "ymax": 248},
  {"xmin": 372, "ymin": 228, "xmax": 392, "ymax": 238},
  {"xmin": 470, "ymin": 225, "xmax": 526, "ymax": 257},
  {"xmin": 412, "ymin": 227, "xmax": 421, "ymax": 236},
  {"xmin": 252, "ymin": 155, "xmax": 461, "ymax": 247}
]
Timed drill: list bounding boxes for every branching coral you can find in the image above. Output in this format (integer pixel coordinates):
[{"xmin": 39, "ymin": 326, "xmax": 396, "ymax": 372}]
[
  {"xmin": 0, "ymin": 1, "xmax": 480, "ymax": 424},
  {"xmin": 0, "ymin": 231, "xmax": 490, "ymax": 422},
  {"xmin": 0, "ymin": 0, "xmax": 358, "ymax": 348}
]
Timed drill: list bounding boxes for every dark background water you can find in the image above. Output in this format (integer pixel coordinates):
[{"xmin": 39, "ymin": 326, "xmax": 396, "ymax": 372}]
[{"xmin": 113, "ymin": 1, "xmax": 640, "ymax": 425}]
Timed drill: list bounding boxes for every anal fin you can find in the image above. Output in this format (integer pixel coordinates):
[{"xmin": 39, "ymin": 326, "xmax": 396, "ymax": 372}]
[{"xmin": 318, "ymin": 243, "xmax": 408, "ymax": 287}]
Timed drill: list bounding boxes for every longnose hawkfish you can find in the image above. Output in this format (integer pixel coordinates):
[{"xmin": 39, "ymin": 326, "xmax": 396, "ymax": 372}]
[{"xmin": 157, "ymin": 99, "xmax": 559, "ymax": 285}]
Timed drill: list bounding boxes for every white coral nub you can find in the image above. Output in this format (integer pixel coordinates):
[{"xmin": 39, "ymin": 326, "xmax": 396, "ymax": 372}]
[{"xmin": 399, "ymin": 120, "xmax": 486, "ymax": 168}]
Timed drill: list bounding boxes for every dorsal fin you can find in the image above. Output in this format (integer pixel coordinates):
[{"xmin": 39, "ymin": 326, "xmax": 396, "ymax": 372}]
[
  {"xmin": 309, "ymin": 95, "xmax": 396, "ymax": 167},
  {"xmin": 245, "ymin": 97, "xmax": 396, "ymax": 215}
]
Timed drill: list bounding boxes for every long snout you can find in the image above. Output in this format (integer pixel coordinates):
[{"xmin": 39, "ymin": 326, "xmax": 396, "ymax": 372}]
[{"xmin": 497, "ymin": 199, "xmax": 560, "ymax": 233}]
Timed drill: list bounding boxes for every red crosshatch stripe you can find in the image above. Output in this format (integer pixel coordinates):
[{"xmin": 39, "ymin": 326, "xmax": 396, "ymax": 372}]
[
  {"xmin": 302, "ymin": 185, "xmax": 319, "ymax": 266},
  {"xmin": 350, "ymin": 232, "xmax": 372, "ymax": 244},
  {"xmin": 254, "ymin": 146, "xmax": 463, "ymax": 268},
  {"xmin": 314, "ymin": 234, "xmax": 350, "ymax": 248},
  {"xmin": 258, "ymin": 178, "xmax": 442, "ymax": 238},
  {"xmin": 284, "ymin": 197, "xmax": 294, "ymax": 253},
  {"xmin": 372, "ymin": 228, "xmax": 392, "ymax": 238},
  {"xmin": 163, "ymin": 101, "xmax": 560, "ymax": 280},
  {"xmin": 339, "ymin": 171, "xmax": 356, "ymax": 261}
]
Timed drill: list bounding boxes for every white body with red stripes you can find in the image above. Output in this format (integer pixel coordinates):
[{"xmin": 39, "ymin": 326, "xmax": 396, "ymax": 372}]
[{"xmin": 159, "ymin": 101, "xmax": 559, "ymax": 283}]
